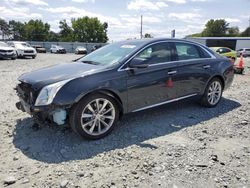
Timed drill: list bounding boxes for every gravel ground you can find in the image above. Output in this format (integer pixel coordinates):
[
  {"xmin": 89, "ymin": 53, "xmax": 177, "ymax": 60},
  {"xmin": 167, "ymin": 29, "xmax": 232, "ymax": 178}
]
[{"xmin": 0, "ymin": 54, "xmax": 249, "ymax": 188}]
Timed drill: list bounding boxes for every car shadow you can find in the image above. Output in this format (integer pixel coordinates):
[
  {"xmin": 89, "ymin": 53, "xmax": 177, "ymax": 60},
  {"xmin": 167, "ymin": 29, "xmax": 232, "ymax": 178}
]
[{"xmin": 13, "ymin": 98, "xmax": 241, "ymax": 164}]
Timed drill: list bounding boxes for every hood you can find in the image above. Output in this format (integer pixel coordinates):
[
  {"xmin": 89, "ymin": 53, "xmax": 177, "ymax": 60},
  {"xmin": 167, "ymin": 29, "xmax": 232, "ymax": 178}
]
[
  {"xmin": 0, "ymin": 46, "xmax": 15, "ymax": 51},
  {"xmin": 17, "ymin": 46, "xmax": 35, "ymax": 51},
  {"xmin": 18, "ymin": 62, "xmax": 104, "ymax": 90}
]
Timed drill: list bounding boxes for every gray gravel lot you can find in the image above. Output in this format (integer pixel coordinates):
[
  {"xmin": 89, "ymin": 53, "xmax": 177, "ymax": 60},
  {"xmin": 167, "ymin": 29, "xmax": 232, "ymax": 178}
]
[{"xmin": 0, "ymin": 54, "xmax": 249, "ymax": 188}]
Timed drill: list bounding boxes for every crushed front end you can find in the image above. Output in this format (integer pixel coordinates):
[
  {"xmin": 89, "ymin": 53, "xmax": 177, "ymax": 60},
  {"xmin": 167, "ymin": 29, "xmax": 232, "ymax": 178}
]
[{"xmin": 15, "ymin": 81, "xmax": 68, "ymax": 126}]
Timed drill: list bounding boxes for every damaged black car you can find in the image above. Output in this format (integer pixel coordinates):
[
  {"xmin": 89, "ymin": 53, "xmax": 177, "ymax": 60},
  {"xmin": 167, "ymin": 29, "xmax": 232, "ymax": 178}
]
[{"xmin": 16, "ymin": 38, "xmax": 234, "ymax": 139}]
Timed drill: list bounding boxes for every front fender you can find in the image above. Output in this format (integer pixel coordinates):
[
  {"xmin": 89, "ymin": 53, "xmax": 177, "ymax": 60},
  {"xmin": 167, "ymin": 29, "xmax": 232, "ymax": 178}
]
[{"xmin": 52, "ymin": 71, "xmax": 128, "ymax": 111}]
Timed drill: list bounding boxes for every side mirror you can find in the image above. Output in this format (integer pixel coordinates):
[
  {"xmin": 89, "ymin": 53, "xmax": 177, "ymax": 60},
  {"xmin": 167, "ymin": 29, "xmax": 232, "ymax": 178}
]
[{"xmin": 129, "ymin": 58, "xmax": 149, "ymax": 69}]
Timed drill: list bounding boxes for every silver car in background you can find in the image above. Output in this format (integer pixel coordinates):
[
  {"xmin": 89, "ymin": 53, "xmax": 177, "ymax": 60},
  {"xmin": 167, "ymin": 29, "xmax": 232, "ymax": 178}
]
[
  {"xmin": 237, "ymin": 48, "xmax": 250, "ymax": 57},
  {"xmin": 75, "ymin": 46, "xmax": 88, "ymax": 55}
]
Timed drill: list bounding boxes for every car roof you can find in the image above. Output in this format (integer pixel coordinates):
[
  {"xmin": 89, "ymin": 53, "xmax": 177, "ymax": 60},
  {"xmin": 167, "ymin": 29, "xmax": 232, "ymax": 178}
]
[{"xmin": 115, "ymin": 38, "xmax": 208, "ymax": 48}]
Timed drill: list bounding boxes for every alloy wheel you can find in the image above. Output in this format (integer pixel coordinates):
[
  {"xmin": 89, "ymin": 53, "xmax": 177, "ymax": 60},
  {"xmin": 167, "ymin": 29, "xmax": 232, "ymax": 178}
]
[
  {"xmin": 81, "ymin": 98, "xmax": 115, "ymax": 136},
  {"xmin": 207, "ymin": 81, "xmax": 222, "ymax": 105}
]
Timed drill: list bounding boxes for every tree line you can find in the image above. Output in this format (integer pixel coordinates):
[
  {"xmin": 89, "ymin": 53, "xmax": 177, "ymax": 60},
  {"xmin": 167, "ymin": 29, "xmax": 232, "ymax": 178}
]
[
  {"xmin": 188, "ymin": 19, "xmax": 250, "ymax": 37},
  {"xmin": 0, "ymin": 17, "xmax": 108, "ymax": 43},
  {"xmin": 1, "ymin": 17, "xmax": 249, "ymax": 42}
]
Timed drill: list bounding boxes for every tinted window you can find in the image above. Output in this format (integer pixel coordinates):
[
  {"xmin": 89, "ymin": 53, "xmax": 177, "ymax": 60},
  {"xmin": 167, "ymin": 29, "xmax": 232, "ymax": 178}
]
[
  {"xmin": 135, "ymin": 42, "xmax": 172, "ymax": 64},
  {"xmin": 245, "ymin": 49, "xmax": 250, "ymax": 51},
  {"xmin": 218, "ymin": 48, "xmax": 231, "ymax": 53},
  {"xmin": 175, "ymin": 43, "xmax": 201, "ymax": 60}
]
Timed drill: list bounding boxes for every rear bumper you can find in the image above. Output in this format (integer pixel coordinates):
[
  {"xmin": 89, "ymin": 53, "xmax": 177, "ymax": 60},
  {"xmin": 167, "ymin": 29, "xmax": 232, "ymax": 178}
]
[{"xmin": 224, "ymin": 67, "xmax": 235, "ymax": 91}]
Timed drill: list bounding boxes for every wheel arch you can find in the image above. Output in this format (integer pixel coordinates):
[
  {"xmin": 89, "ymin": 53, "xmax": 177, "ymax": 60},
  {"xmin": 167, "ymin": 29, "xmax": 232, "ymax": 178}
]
[
  {"xmin": 74, "ymin": 89, "xmax": 124, "ymax": 118},
  {"xmin": 206, "ymin": 75, "xmax": 225, "ymax": 91}
]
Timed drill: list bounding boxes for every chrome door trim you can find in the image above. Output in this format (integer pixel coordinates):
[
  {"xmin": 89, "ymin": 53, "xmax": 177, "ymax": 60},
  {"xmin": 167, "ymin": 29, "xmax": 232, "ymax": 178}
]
[
  {"xmin": 168, "ymin": 70, "xmax": 177, "ymax": 75},
  {"xmin": 132, "ymin": 93, "xmax": 198, "ymax": 112}
]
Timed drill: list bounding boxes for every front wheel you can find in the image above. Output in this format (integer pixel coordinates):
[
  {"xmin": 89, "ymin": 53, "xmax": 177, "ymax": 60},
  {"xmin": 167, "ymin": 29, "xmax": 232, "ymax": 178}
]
[
  {"xmin": 200, "ymin": 78, "xmax": 223, "ymax": 108},
  {"xmin": 69, "ymin": 93, "xmax": 119, "ymax": 140}
]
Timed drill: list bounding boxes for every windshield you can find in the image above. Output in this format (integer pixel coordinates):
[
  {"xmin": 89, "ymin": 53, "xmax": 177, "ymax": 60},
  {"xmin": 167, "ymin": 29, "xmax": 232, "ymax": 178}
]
[
  {"xmin": 15, "ymin": 42, "xmax": 31, "ymax": 48},
  {"xmin": 21, "ymin": 43, "xmax": 31, "ymax": 47},
  {"xmin": 0, "ymin": 42, "xmax": 9, "ymax": 47},
  {"xmin": 78, "ymin": 42, "xmax": 144, "ymax": 66}
]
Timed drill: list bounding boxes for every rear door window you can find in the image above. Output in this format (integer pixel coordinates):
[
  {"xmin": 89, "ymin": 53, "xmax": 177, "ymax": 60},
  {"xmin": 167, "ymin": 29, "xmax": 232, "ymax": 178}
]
[
  {"xmin": 175, "ymin": 43, "xmax": 202, "ymax": 60},
  {"xmin": 135, "ymin": 42, "xmax": 172, "ymax": 65}
]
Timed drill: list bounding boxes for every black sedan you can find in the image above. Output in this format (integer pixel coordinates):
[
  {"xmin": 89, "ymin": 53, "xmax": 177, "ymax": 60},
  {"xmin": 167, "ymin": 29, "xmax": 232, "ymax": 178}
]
[{"xmin": 15, "ymin": 38, "xmax": 234, "ymax": 139}]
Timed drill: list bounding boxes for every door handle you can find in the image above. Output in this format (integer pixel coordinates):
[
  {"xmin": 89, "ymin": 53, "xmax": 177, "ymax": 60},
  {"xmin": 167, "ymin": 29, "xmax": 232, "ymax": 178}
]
[
  {"xmin": 203, "ymin": 65, "xmax": 211, "ymax": 69},
  {"xmin": 168, "ymin": 70, "xmax": 177, "ymax": 75}
]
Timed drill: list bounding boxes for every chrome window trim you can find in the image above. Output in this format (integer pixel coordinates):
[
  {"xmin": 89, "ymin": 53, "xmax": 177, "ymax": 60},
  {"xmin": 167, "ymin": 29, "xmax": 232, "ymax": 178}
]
[
  {"xmin": 132, "ymin": 93, "xmax": 198, "ymax": 112},
  {"xmin": 117, "ymin": 40, "xmax": 216, "ymax": 72}
]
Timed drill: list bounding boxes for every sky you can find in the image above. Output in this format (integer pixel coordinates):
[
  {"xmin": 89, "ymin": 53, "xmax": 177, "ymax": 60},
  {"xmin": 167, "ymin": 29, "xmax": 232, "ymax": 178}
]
[{"xmin": 1, "ymin": 0, "xmax": 250, "ymax": 41}]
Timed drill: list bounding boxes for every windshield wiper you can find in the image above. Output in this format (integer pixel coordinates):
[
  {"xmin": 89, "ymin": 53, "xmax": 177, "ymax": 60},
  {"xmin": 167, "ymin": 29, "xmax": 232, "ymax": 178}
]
[{"xmin": 80, "ymin": 60, "xmax": 100, "ymax": 65}]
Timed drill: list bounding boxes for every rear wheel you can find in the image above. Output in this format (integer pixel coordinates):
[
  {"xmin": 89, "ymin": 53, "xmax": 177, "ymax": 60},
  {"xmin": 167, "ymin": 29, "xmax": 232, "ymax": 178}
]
[
  {"xmin": 70, "ymin": 93, "xmax": 119, "ymax": 139},
  {"xmin": 200, "ymin": 78, "xmax": 223, "ymax": 108}
]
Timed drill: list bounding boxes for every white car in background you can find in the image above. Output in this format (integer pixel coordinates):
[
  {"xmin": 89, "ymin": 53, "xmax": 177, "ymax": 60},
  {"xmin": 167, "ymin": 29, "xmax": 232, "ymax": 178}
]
[
  {"xmin": 237, "ymin": 48, "xmax": 250, "ymax": 57},
  {"xmin": 75, "ymin": 46, "xmax": 88, "ymax": 55},
  {"xmin": 0, "ymin": 42, "xmax": 17, "ymax": 60},
  {"xmin": 50, "ymin": 45, "xmax": 66, "ymax": 54},
  {"xmin": 8, "ymin": 41, "xmax": 37, "ymax": 59}
]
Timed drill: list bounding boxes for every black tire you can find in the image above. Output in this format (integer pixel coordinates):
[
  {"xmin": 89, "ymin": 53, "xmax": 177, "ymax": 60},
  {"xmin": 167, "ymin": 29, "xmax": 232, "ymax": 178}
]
[
  {"xmin": 11, "ymin": 57, "xmax": 16, "ymax": 60},
  {"xmin": 200, "ymin": 78, "xmax": 223, "ymax": 108},
  {"xmin": 69, "ymin": 93, "xmax": 119, "ymax": 140},
  {"xmin": 32, "ymin": 56, "xmax": 36, "ymax": 59}
]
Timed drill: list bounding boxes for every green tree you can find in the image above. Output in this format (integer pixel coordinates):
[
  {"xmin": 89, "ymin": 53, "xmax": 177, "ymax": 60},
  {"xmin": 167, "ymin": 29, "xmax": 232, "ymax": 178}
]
[
  {"xmin": 241, "ymin": 27, "xmax": 250, "ymax": 37},
  {"xmin": 227, "ymin": 26, "xmax": 240, "ymax": 36},
  {"xmin": 71, "ymin": 16, "xmax": 108, "ymax": 42},
  {"xmin": 202, "ymin": 19, "xmax": 229, "ymax": 37},
  {"xmin": 48, "ymin": 31, "xmax": 60, "ymax": 42},
  {"xmin": 59, "ymin": 20, "xmax": 73, "ymax": 42},
  {"xmin": 24, "ymin": 19, "xmax": 50, "ymax": 41},
  {"xmin": 144, "ymin": 33, "xmax": 153, "ymax": 38},
  {"xmin": 9, "ymin": 20, "xmax": 26, "ymax": 40},
  {"xmin": 0, "ymin": 18, "xmax": 10, "ymax": 39}
]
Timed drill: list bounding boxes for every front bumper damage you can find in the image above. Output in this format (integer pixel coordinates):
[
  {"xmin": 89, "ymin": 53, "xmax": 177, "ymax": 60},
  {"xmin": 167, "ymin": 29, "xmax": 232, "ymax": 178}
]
[
  {"xmin": 15, "ymin": 83, "xmax": 69, "ymax": 126},
  {"xmin": 16, "ymin": 100, "xmax": 69, "ymax": 125}
]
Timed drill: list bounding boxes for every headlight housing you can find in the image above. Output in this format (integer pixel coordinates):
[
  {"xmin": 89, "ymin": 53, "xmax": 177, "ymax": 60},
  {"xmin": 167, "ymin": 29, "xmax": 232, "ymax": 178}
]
[{"xmin": 35, "ymin": 80, "xmax": 70, "ymax": 106}]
